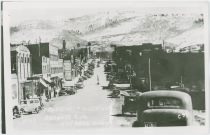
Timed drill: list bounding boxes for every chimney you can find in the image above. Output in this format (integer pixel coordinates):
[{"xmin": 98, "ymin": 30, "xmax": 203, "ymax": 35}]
[{"xmin": 63, "ymin": 40, "xmax": 66, "ymax": 49}]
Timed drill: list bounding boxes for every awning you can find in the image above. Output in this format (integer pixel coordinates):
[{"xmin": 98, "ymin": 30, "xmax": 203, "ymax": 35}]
[
  {"xmin": 51, "ymin": 74, "xmax": 58, "ymax": 79},
  {"xmin": 27, "ymin": 76, "xmax": 40, "ymax": 80},
  {"xmin": 24, "ymin": 80, "xmax": 33, "ymax": 83},
  {"xmin": 43, "ymin": 77, "xmax": 52, "ymax": 84},
  {"xmin": 40, "ymin": 79, "xmax": 48, "ymax": 88}
]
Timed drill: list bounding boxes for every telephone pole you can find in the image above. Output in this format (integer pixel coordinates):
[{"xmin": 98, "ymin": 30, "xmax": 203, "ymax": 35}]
[{"xmin": 148, "ymin": 58, "xmax": 152, "ymax": 91}]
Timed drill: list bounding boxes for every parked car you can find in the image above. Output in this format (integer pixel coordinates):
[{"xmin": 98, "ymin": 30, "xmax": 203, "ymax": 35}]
[
  {"xmin": 59, "ymin": 89, "xmax": 68, "ymax": 96},
  {"xmin": 13, "ymin": 106, "xmax": 21, "ymax": 119},
  {"xmin": 88, "ymin": 63, "xmax": 95, "ymax": 69},
  {"xmin": 82, "ymin": 75, "xmax": 88, "ymax": 80},
  {"xmin": 20, "ymin": 99, "xmax": 41, "ymax": 114},
  {"xmin": 84, "ymin": 73, "xmax": 91, "ymax": 78},
  {"xmin": 107, "ymin": 89, "xmax": 120, "ymax": 98},
  {"xmin": 132, "ymin": 90, "xmax": 194, "ymax": 127},
  {"xmin": 75, "ymin": 82, "xmax": 84, "ymax": 89},
  {"xmin": 63, "ymin": 86, "xmax": 76, "ymax": 95},
  {"xmin": 66, "ymin": 89, "xmax": 76, "ymax": 95},
  {"xmin": 78, "ymin": 77, "xmax": 84, "ymax": 83},
  {"xmin": 31, "ymin": 97, "xmax": 44, "ymax": 111},
  {"xmin": 97, "ymin": 61, "xmax": 100, "ymax": 67},
  {"xmin": 121, "ymin": 90, "xmax": 142, "ymax": 115},
  {"xmin": 87, "ymin": 70, "xmax": 94, "ymax": 75}
]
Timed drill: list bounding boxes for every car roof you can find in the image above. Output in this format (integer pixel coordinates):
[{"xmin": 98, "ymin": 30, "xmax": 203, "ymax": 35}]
[
  {"xmin": 139, "ymin": 90, "xmax": 192, "ymax": 109},
  {"xmin": 140, "ymin": 90, "xmax": 190, "ymax": 99}
]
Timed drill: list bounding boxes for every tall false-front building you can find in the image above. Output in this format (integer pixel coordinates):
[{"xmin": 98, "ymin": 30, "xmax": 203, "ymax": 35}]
[{"xmin": 10, "ymin": 45, "xmax": 32, "ymax": 101}]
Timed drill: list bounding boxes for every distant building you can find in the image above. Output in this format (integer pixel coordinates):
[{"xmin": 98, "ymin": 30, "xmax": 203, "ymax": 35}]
[
  {"xmin": 112, "ymin": 43, "xmax": 204, "ymax": 92},
  {"xmin": 58, "ymin": 40, "xmax": 68, "ymax": 59},
  {"xmin": 58, "ymin": 41, "xmax": 89, "ymax": 80},
  {"xmin": 63, "ymin": 60, "xmax": 72, "ymax": 81},
  {"xmin": 25, "ymin": 42, "xmax": 63, "ymax": 98}
]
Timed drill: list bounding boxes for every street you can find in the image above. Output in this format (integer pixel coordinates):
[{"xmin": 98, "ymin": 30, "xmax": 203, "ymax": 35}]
[
  {"xmin": 13, "ymin": 63, "xmax": 135, "ymax": 132},
  {"xmin": 13, "ymin": 62, "xmax": 205, "ymax": 133}
]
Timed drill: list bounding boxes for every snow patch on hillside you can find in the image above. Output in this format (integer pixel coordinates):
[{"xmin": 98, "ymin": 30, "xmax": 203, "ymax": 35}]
[{"xmin": 10, "ymin": 10, "xmax": 204, "ymax": 50}]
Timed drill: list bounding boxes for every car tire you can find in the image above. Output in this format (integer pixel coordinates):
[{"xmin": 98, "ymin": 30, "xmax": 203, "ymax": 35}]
[{"xmin": 132, "ymin": 121, "xmax": 141, "ymax": 127}]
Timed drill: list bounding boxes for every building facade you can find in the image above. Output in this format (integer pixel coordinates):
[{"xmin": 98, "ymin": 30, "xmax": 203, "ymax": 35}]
[
  {"xmin": 11, "ymin": 45, "xmax": 33, "ymax": 100},
  {"xmin": 26, "ymin": 42, "xmax": 63, "ymax": 98}
]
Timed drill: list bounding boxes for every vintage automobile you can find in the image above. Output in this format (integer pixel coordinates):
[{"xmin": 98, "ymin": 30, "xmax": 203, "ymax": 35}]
[
  {"xmin": 13, "ymin": 106, "xmax": 21, "ymax": 119},
  {"xmin": 107, "ymin": 89, "xmax": 120, "ymax": 98},
  {"xmin": 82, "ymin": 75, "xmax": 88, "ymax": 80},
  {"xmin": 84, "ymin": 72, "xmax": 92, "ymax": 78},
  {"xmin": 20, "ymin": 98, "xmax": 41, "ymax": 114},
  {"xmin": 75, "ymin": 82, "xmax": 84, "ymax": 89},
  {"xmin": 64, "ymin": 86, "xmax": 76, "ymax": 95},
  {"xmin": 78, "ymin": 77, "xmax": 84, "ymax": 83},
  {"xmin": 84, "ymin": 70, "xmax": 93, "ymax": 76},
  {"xmin": 87, "ymin": 70, "xmax": 94, "ymax": 75},
  {"xmin": 58, "ymin": 88, "xmax": 68, "ymax": 96},
  {"xmin": 31, "ymin": 97, "xmax": 44, "ymax": 111},
  {"xmin": 114, "ymin": 83, "xmax": 131, "ymax": 90},
  {"xmin": 88, "ymin": 63, "xmax": 95, "ymax": 70},
  {"xmin": 121, "ymin": 90, "xmax": 142, "ymax": 115},
  {"xmin": 97, "ymin": 61, "xmax": 100, "ymax": 67},
  {"xmin": 132, "ymin": 90, "xmax": 194, "ymax": 127}
]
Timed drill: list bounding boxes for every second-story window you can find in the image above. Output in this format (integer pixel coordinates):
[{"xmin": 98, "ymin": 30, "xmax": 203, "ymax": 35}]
[{"xmin": 21, "ymin": 57, "xmax": 24, "ymax": 63}]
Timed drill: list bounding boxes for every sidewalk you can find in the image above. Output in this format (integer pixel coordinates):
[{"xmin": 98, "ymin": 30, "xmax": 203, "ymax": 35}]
[{"xmin": 43, "ymin": 76, "xmax": 80, "ymax": 105}]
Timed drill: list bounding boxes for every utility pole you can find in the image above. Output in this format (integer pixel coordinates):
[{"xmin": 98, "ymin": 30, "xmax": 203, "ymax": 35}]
[
  {"xmin": 148, "ymin": 58, "xmax": 152, "ymax": 91},
  {"xmin": 181, "ymin": 75, "xmax": 183, "ymax": 84},
  {"xmin": 39, "ymin": 37, "xmax": 41, "ymax": 57}
]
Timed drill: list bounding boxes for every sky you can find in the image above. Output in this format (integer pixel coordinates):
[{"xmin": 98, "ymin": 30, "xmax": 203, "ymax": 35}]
[{"xmin": 3, "ymin": 1, "xmax": 206, "ymax": 26}]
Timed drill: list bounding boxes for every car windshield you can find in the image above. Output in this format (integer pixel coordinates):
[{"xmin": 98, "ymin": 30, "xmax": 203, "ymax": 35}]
[
  {"xmin": 147, "ymin": 97, "xmax": 182, "ymax": 108},
  {"xmin": 30, "ymin": 100, "xmax": 39, "ymax": 103}
]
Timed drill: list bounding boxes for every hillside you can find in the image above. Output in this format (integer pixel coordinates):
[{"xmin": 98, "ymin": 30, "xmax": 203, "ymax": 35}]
[{"xmin": 10, "ymin": 10, "xmax": 204, "ymax": 50}]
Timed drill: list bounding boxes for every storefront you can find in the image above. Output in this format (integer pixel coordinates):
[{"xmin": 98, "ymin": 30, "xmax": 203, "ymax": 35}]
[
  {"xmin": 39, "ymin": 78, "xmax": 49, "ymax": 100},
  {"xmin": 41, "ymin": 77, "xmax": 52, "ymax": 99},
  {"xmin": 50, "ymin": 76, "xmax": 59, "ymax": 98},
  {"xmin": 20, "ymin": 80, "xmax": 34, "ymax": 100}
]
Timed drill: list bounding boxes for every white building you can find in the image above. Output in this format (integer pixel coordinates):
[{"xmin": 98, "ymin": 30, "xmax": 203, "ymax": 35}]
[{"xmin": 11, "ymin": 45, "xmax": 32, "ymax": 100}]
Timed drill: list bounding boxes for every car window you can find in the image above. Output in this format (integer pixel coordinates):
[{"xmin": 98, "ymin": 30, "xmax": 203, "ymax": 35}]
[
  {"xmin": 147, "ymin": 97, "xmax": 182, "ymax": 108},
  {"xmin": 30, "ymin": 100, "xmax": 34, "ymax": 104}
]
